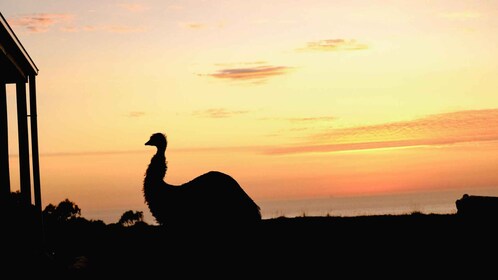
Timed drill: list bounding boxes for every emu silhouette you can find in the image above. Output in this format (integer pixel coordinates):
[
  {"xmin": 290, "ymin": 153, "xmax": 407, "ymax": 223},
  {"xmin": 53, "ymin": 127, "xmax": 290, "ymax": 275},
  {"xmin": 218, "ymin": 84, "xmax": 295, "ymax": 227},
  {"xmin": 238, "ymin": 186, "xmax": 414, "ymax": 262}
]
[{"xmin": 143, "ymin": 132, "xmax": 261, "ymax": 228}]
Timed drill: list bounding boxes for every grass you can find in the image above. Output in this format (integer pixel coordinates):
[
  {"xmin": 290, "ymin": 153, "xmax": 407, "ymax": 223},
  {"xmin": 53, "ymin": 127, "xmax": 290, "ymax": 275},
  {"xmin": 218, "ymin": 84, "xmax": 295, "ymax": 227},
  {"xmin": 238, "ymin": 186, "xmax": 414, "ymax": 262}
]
[{"xmin": 6, "ymin": 211, "xmax": 498, "ymax": 277}]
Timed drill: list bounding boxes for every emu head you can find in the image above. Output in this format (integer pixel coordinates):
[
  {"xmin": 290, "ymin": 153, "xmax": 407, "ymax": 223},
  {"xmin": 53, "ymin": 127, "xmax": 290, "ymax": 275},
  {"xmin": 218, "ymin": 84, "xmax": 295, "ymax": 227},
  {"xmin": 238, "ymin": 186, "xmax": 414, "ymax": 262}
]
[{"xmin": 145, "ymin": 132, "xmax": 168, "ymax": 150}]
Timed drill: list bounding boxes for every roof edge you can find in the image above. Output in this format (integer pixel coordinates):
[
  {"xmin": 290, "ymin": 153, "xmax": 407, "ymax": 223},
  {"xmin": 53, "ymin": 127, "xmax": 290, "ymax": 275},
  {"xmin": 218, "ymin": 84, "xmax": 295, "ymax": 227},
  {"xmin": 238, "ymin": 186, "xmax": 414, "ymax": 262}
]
[{"xmin": 0, "ymin": 12, "xmax": 38, "ymax": 75}]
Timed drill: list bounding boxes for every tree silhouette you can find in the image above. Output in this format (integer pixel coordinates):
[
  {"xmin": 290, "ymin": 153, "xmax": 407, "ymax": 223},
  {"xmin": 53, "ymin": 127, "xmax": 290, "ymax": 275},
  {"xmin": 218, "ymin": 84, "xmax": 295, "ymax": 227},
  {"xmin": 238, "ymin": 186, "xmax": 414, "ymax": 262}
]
[
  {"xmin": 9, "ymin": 190, "xmax": 22, "ymax": 202},
  {"xmin": 118, "ymin": 210, "xmax": 145, "ymax": 227},
  {"xmin": 43, "ymin": 198, "xmax": 81, "ymax": 223}
]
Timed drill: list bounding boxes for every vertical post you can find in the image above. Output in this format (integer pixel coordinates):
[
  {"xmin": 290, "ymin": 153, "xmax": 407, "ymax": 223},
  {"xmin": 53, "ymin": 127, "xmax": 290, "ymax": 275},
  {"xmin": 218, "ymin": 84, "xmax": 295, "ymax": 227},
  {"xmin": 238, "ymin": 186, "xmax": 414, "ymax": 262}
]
[
  {"xmin": 28, "ymin": 76, "xmax": 45, "ymax": 249},
  {"xmin": 0, "ymin": 83, "xmax": 10, "ymax": 200},
  {"xmin": 16, "ymin": 82, "xmax": 31, "ymax": 204},
  {"xmin": 29, "ymin": 75, "xmax": 41, "ymax": 212}
]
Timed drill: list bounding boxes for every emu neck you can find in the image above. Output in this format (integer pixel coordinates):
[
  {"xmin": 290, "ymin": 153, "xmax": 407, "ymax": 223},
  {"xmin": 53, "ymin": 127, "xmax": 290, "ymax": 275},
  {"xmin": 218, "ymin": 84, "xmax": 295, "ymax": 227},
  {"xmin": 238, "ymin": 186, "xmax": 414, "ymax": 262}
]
[{"xmin": 145, "ymin": 148, "xmax": 167, "ymax": 182}]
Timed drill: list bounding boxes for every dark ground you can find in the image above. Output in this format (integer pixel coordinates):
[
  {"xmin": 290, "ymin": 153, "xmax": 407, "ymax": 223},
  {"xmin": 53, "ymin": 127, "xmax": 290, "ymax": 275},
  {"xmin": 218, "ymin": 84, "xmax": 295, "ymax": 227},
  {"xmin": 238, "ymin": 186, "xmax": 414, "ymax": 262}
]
[{"xmin": 6, "ymin": 213, "xmax": 498, "ymax": 278}]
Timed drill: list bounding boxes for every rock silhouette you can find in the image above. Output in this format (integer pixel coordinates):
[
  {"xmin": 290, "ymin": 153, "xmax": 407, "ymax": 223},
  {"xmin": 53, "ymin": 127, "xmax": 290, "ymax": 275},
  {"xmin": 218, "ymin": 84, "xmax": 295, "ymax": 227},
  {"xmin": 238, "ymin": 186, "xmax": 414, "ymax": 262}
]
[{"xmin": 456, "ymin": 193, "xmax": 498, "ymax": 217}]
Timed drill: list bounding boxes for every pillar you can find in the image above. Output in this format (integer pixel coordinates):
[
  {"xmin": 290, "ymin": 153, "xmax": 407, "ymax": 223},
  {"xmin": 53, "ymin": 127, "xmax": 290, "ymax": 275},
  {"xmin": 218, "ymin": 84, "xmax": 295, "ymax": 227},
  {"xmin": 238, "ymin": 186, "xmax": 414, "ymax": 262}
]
[
  {"xmin": 0, "ymin": 83, "xmax": 10, "ymax": 200},
  {"xmin": 16, "ymin": 82, "xmax": 31, "ymax": 204},
  {"xmin": 29, "ymin": 75, "xmax": 41, "ymax": 211}
]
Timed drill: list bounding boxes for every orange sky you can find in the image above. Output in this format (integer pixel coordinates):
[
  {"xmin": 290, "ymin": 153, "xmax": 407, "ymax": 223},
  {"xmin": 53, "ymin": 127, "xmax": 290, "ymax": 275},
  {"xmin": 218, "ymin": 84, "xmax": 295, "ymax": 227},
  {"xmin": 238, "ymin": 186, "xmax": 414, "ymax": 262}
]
[{"xmin": 2, "ymin": 1, "xmax": 498, "ymax": 223}]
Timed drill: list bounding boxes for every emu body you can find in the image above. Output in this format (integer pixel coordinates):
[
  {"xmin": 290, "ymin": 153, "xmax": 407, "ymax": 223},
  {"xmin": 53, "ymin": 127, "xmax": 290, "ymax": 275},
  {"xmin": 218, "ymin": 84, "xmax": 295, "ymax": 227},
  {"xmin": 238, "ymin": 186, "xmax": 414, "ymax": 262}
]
[{"xmin": 143, "ymin": 132, "xmax": 261, "ymax": 227}]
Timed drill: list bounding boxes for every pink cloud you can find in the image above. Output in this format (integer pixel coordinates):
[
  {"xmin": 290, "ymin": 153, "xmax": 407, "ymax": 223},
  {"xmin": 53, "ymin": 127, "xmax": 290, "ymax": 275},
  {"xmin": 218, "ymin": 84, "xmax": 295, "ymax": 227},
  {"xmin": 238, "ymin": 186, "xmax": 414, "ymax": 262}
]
[
  {"xmin": 205, "ymin": 65, "xmax": 292, "ymax": 81},
  {"xmin": 103, "ymin": 25, "xmax": 146, "ymax": 33},
  {"xmin": 8, "ymin": 13, "xmax": 145, "ymax": 34},
  {"xmin": 70, "ymin": 24, "xmax": 146, "ymax": 33},
  {"xmin": 286, "ymin": 116, "xmax": 337, "ymax": 123},
  {"xmin": 118, "ymin": 3, "xmax": 149, "ymax": 12},
  {"xmin": 265, "ymin": 109, "xmax": 498, "ymax": 154},
  {"xmin": 9, "ymin": 13, "xmax": 74, "ymax": 33},
  {"xmin": 184, "ymin": 22, "xmax": 207, "ymax": 29},
  {"xmin": 181, "ymin": 21, "xmax": 226, "ymax": 30},
  {"xmin": 298, "ymin": 39, "xmax": 368, "ymax": 52},
  {"xmin": 192, "ymin": 108, "xmax": 250, "ymax": 118},
  {"xmin": 127, "ymin": 111, "xmax": 146, "ymax": 118}
]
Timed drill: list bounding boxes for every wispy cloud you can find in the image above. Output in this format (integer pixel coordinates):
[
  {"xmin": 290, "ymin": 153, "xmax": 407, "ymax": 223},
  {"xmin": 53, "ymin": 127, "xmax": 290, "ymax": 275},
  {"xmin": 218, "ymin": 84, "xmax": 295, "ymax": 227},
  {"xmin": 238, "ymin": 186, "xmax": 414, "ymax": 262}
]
[
  {"xmin": 168, "ymin": 5, "xmax": 184, "ymax": 11},
  {"xmin": 298, "ymin": 39, "xmax": 368, "ymax": 52},
  {"xmin": 9, "ymin": 13, "xmax": 74, "ymax": 33},
  {"xmin": 203, "ymin": 65, "xmax": 292, "ymax": 82},
  {"xmin": 101, "ymin": 25, "xmax": 146, "ymax": 33},
  {"xmin": 127, "ymin": 111, "xmax": 146, "ymax": 118},
  {"xmin": 9, "ymin": 13, "xmax": 145, "ymax": 34},
  {"xmin": 439, "ymin": 11, "xmax": 481, "ymax": 20},
  {"xmin": 63, "ymin": 24, "xmax": 146, "ymax": 33},
  {"xmin": 260, "ymin": 115, "xmax": 336, "ymax": 123},
  {"xmin": 118, "ymin": 3, "xmax": 149, "ymax": 13},
  {"xmin": 214, "ymin": 61, "xmax": 267, "ymax": 67},
  {"xmin": 265, "ymin": 109, "xmax": 498, "ymax": 154},
  {"xmin": 286, "ymin": 116, "xmax": 337, "ymax": 123},
  {"xmin": 192, "ymin": 108, "xmax": 250, "ymax": 118},
  {"xmin": 33, "ymin": 150, "xmax": 148, "ymax": 158},
  {"xmin": 184, "ymin": 22, "xmax": 208, "ymax": 29},
  {"xmin": 181, "ymin": 21, "xmax": 226, "ymax": 30}
]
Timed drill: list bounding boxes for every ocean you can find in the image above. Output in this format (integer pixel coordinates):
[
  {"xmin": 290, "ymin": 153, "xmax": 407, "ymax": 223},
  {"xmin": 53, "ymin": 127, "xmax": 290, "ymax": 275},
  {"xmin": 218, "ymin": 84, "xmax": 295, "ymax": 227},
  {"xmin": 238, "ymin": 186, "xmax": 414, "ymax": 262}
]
[
  {"xmin": 86, "ymin": 188, "xmax": 488, "ymax": 225},
  {"xmin": 257, "ymin": 191, "xmax": 462, "ymax": 219}
]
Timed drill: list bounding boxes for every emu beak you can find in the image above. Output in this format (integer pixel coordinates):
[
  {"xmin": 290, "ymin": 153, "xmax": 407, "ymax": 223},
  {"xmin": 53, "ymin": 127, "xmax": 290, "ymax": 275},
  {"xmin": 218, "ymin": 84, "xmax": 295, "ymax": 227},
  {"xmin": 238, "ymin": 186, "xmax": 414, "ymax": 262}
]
[{"xmin": 145, "ymin": 140, "xmax": 152, "ymax": 146}]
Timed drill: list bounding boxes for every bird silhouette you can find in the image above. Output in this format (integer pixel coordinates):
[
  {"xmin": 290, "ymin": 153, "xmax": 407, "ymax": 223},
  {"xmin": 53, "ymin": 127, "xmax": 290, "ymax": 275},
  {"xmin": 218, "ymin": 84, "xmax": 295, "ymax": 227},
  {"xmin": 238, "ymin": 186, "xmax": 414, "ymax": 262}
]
[{"xmin": 143, "ymin": 132, "xmax": 261, "ymax": 229}]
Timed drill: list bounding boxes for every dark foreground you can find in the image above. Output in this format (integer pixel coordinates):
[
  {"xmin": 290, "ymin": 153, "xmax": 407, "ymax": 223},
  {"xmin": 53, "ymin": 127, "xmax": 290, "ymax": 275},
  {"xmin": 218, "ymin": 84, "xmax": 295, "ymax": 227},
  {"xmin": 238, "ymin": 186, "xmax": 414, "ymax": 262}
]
[{"xmin": 7, "ymin": 213, "xmax": 498, "ymax": 278}]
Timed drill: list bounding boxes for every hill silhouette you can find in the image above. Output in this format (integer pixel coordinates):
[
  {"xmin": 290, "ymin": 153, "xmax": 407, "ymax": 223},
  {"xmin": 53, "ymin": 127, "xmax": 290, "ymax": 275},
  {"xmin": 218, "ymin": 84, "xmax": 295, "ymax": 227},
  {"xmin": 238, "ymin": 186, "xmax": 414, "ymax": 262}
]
[{"xmin": 4, "ymin": 194, "xmax": 498, "ymax": 278}]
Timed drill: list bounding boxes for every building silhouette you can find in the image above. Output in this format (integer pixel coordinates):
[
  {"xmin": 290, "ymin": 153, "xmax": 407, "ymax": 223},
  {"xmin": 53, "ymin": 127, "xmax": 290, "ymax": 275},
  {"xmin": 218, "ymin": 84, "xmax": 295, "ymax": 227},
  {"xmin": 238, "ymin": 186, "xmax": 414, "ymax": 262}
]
[{"xmin": 0, "ymin": 12, "xmax": 42, "ymax": 220}]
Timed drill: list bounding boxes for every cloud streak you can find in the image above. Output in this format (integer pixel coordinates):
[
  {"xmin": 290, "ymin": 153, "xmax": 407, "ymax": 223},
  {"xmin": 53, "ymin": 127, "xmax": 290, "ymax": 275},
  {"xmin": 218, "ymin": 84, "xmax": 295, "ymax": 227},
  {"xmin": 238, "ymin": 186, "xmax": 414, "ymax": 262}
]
[
  {"xmin": 260, "ymin": 115, "xmax": 336, "ymax": 123},
  {"xmin": 9, "ymin": 13, "xmax": 74, "ymax": 33},
  {"xmin": 439, "ymin": 11, "xmax": 481, "ymax": 20},
  {"xmin": 205, "ymin": 65, "xmax": 292, "ymax": 81},
  {"xmin": 127, "ymin": 111, "xmax": 145, "ymax": 118},
  {"xmin": 100, "ymin": 25, "xmax": 146, "ymax": 33},
  {"xmin": 181, "ymin": 21, "xmax": 226, "ymax": 30},
  {"xmin": 286, "ymin": 116, "xmax": 337, "ymax": 123},
  {"xmin": 118, "ymin": 3, "xmax": 149, "ymax": 12},
  {"xmin": 184, "ymin": 22, "xmax": 208, "ymax": 29},
  {"xmin": 9, "ymin": 13, "xmax": 145, "ymax": 34},
  {"xmin": 298, "ymin": 39, "xmax": 368, "ymax": 52},
  {"xmin": 265, "ymin": 109, "xmax": 498, "ymax": 154},
  {"xmin": 192, "ymin": 108, "xmax": 250, "ymax": 118},
  {"xmin": 65, "ymin": 25, "xmax": 146, "ymax": 33}
]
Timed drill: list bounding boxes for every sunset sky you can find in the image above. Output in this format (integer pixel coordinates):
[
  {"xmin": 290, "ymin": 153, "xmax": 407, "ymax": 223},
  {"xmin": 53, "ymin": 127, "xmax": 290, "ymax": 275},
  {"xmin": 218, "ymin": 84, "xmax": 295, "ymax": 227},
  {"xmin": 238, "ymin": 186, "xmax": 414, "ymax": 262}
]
[{"xmin": 3, "ymin": 0, "xmax": 498, "ymax": 223}]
